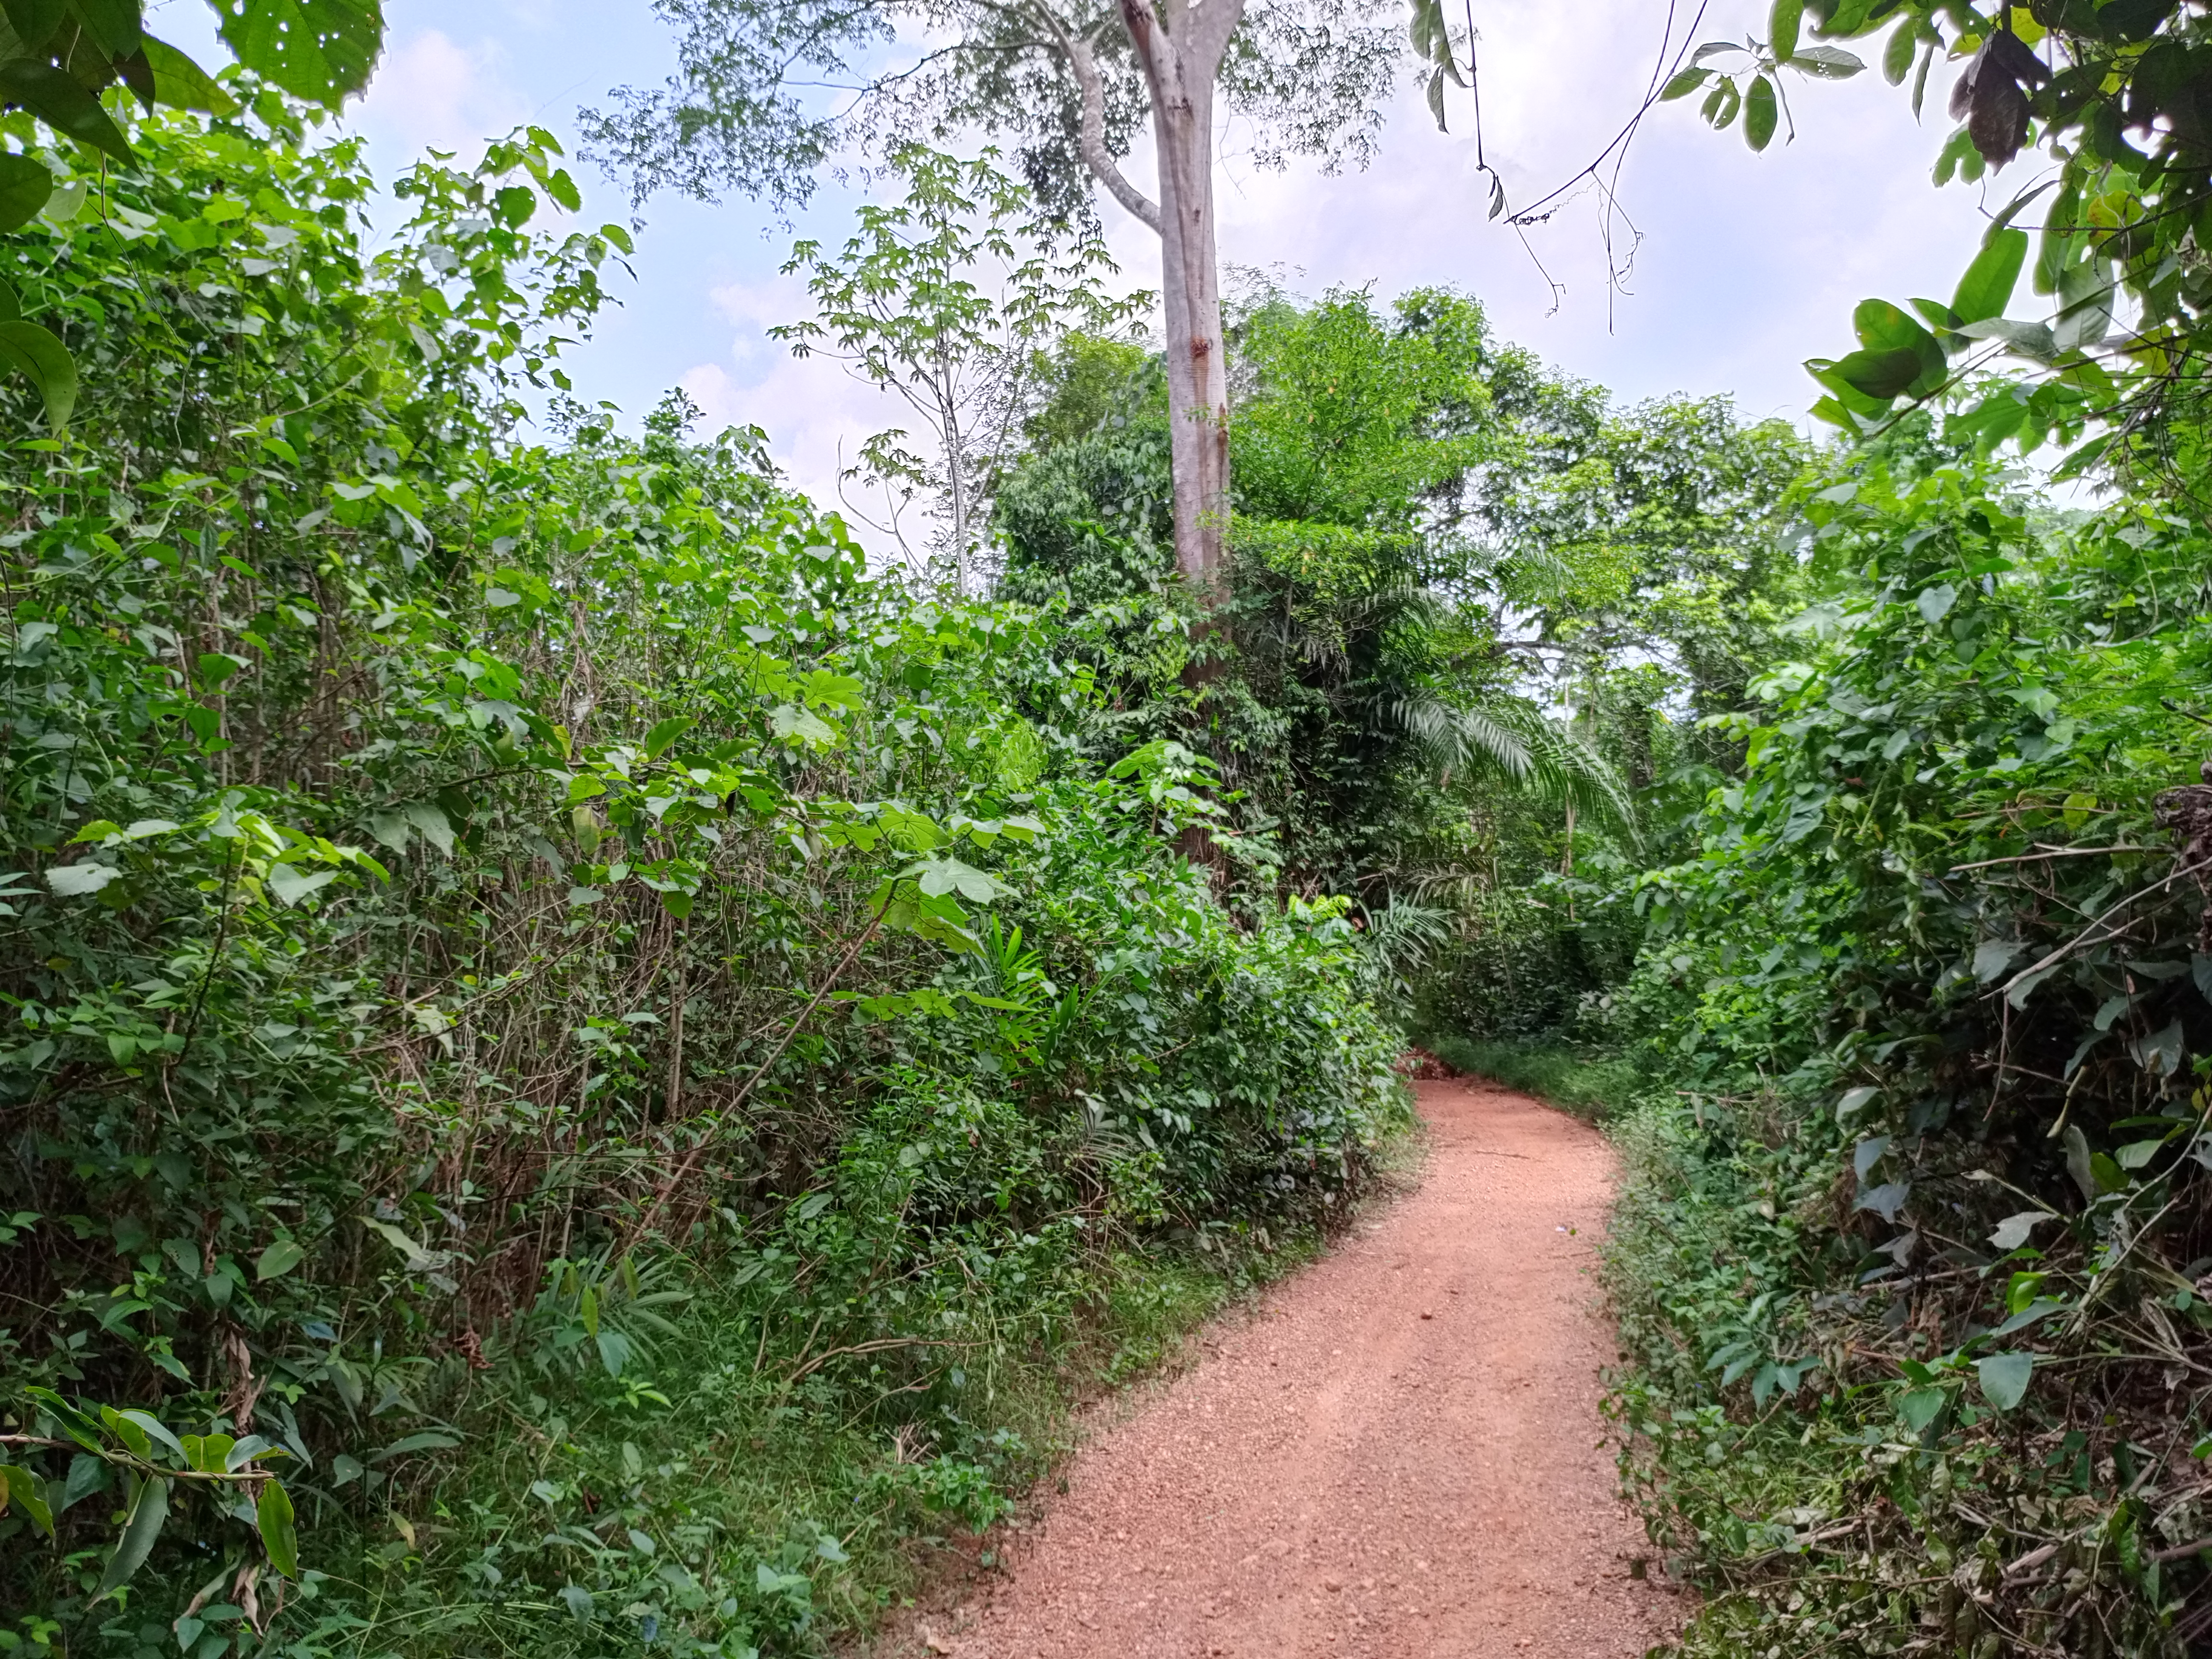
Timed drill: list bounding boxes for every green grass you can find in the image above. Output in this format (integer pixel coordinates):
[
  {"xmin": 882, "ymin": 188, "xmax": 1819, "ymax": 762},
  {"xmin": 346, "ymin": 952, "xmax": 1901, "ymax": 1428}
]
[
  {"xmin": 261, "ymin": 1217, "xmax": 1374, "ymax": 1659},
  {"xmin": 1424, "ymin": 1035, "xmax": 1642, "ymax": 1120}
]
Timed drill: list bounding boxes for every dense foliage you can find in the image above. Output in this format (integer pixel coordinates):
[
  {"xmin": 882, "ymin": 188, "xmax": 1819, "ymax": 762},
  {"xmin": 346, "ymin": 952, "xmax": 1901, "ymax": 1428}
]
[
  {"xmin": 996, "ymin": 283, "xmax": 1803, "ymax": 945},
  {"xmin": 1517, "ymin": 435, "xmax": 2212, "ymax": 1658},
  {"xmin": 0, "ymin": 99, "xmax": 1409, "ymax": 1658}
]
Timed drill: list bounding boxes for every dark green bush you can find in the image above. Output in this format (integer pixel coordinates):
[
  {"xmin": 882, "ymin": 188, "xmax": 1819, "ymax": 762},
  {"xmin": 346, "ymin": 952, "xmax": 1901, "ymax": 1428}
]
[{"xmin": 0, "ymin": 100, "xmax": 1407, "ymax": 1658}]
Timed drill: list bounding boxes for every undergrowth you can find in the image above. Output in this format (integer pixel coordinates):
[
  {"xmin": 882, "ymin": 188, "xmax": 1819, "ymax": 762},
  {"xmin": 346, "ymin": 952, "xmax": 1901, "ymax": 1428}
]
[
  {"xmin": 1581, "ymin": 456, "xmax": 2212, "ymax": 1658},
  {"xmin": 231, "ymin": 1231, "xmax": 1327, "ymax": 1659},
  {"xmin": 0, "ymin": 106, "xmax": 1413, "ymax": 1659}
]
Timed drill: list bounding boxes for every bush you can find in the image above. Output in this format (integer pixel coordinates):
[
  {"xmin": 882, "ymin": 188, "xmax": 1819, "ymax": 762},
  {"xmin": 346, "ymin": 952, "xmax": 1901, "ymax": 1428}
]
[
  {"xmin": 1595, "ymin": 453, "xmax": 2212, "ymax": 1659},
  {"xmin": 0, "ymin": 102, "xmax": 1408, "ymax": 1657}
]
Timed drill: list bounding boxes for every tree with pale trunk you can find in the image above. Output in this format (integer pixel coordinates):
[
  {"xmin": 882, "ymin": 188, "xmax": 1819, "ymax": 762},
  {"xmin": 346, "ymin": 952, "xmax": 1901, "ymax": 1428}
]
[
  {"xmin": 770, "ymin": 144, "xmax": 1143, "ymax": 589},
  {"xmin": 580, "ymin": 0, "xmax": 1427, "ymax": 598}
]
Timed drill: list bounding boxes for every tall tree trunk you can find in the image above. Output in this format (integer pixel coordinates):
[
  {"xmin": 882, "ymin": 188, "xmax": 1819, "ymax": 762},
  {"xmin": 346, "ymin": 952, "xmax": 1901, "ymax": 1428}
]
[
  {"xmin": 1054, "ymin": 0, "xmax": 1244, "ymax": 598},
  {"xmin": 1135, "ymin": 11, "xmax": 1230, "ymax": 600}
]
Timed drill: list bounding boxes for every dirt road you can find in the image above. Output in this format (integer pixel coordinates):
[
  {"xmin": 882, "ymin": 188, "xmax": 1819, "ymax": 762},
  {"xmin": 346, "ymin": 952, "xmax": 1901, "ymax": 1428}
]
[{"xmin": 932, "ymin": 1078, "xmax": 1680, "ymax": 1659}]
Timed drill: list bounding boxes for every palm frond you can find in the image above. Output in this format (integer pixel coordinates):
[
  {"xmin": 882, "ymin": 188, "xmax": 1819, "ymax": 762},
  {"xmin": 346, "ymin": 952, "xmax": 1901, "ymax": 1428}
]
[
  {"xmin": 1359, "ymin": 898, "xmax": 1457, "ymax": 998},
  {"xmin": 1379, "ymin": 692, "xmax": 1637, "ymax": 842}
]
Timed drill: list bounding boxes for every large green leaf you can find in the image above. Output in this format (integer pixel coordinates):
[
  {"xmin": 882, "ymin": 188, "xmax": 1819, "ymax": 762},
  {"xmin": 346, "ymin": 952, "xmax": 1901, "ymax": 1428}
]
[
  {"xmin": 1977, "ymin": 1351, "xmax": 2033, "ymax": 1410},
  {"xmin": 0, "ymin": 0, "xmax": 64, "ymax": 49},
  {"xmin": 76, "ymin": 0, "xmax": 141, "ymax": 57},
  {"xmin": 1821, "ymin": 345, "xmax": 1926, "ymax": 402},
  {"xmin": 0, "ymin": 151, "xmax": 50, "ymax": 229},
  {"xmin": 143, "ymin": 36, "xmax": 240, "ymax": 114},
  {"xmin": 1848, "ymin": 298, "xmax": 1945, "ymax": 396},
  {"xmin": 23, "ymin": 1385, "xmax": 102, "ymax": 1451},
  {"xmin": 257, "ymin": 1476, "xmax": 300, "ymax": 1576},
  {"xmin": 1770, "ymin": 0, "xmax": 1802, "ymax": 63},
  {"xmin": 0, "ymin": 1463, "xmax": 53, "ymax": 1535},
  {"xmin": 1951, "ymin": 228, "xmax": 2029, "ymax": 325},
  {"xmin": 1788, "ymin": 44, "xmax": 1864, "ymax": 77},
  {"xmin": 1744, "ymin": 75, "xmax": 1778, "ymax": 151},
  {"xmin": 0, "ymin": 59, "xmax": 133, "ymax": 160},
  {"xmin": 255, "ymin": 1237, "xmax": 305, "ymax": 1280},
  {"xmin": 1882, "ymin": 17, "xmax": 1917, "ymax": 83},
  {"xmin": 92, "ymin": 1474, "xmax": 168, "ymax": 1602},
  {"xmin": 210, "ymin": 0, "xmax": 383, "ymax": 108},
  {"xmin": 0, "ymin": 318, "xmax": 77, "ymax": 429}
]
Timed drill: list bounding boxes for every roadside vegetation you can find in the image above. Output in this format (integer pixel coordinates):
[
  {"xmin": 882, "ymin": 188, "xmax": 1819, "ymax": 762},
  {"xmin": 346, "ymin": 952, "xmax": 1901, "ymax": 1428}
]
[
  {"xmin": 1427, "ymin": 4, "xmax": 2212, "ymax": 1654},
  {"xmin": 13, "ymin": 1, "xmax": 2212, "ymax": 1656}
]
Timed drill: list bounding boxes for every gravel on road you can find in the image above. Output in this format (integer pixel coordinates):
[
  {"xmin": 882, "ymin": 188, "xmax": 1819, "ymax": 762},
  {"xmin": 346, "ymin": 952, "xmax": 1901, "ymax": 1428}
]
[{"xmin": 921, "ymin": 1078, "xmax": 1683, "ymax": 1659}]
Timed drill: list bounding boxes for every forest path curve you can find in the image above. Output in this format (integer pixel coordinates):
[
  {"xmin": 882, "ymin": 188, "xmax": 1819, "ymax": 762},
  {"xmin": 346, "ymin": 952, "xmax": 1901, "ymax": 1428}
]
[{"xmin": 926, "ymin": 1079, "xmax": 1681, "ymax": 1659}]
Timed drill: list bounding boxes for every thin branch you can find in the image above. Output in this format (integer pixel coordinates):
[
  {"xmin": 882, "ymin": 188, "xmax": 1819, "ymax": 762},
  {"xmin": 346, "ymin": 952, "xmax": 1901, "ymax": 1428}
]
[
  {"xmin": 1032, "ymin": 4, "xmax": 1162, "ymax": 233},
  {"xmin": 1948, "ymin": 844, "xmax": 2162, "ymax": 873}
]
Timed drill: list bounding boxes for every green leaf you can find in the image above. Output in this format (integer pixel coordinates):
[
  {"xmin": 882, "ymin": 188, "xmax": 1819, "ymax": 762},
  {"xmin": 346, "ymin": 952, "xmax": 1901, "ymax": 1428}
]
[
  {"xmin": 255, "ymin": 1238, "xmax": 305, "ymax": 1281},
  {"xmin": 0, "ymin": 60, "xmax": 134, "ymax": 162},
  {"xmin": 143, "ymin": 36, "xmax": 241, "ymax": 115},
  {"xmin": 0, "ymin": 151, "xmax": 50, "ymax": 231},
  {"xmin": 362, "ymin": 1216, "xmax": 439, "ymax": 1270},
  {"xmin": 0, "ymin": 1463, "xmax": 52, "ymax": 1535},
  {"xmin": 1954, "ymin": 314, "xmax": 2059, "ymax": 362},
  {"xmin": 46, "ymin": 860, "xmax": 119, "ymax": 897},
  {"xmin": 643, "ymin": 715, "xmax": 694, "ymax": 760},
  {"xmin": 1787, "ymin": 45, "xmax": 1863, "ymax": 77},
  {"xmin": 1915, "ymin": 583, "xmax": 1957, "ymax": 625},
  {"xmin": 1824, "ymin": 345, "xmax": 1926, "ymax": 401},
  {"xmin": 92, "ymin": 1474, "xmax": 169, "ymax": 1602},
  {"xmin": 1702, "ymin": 77, "xmax": 1742, "ymax": 131},
  {"xmin": 2048, "ymin": 432, "xmax": 2112, "ymax": 481},
  {"xmin": 269, "ymin": 854, "xmax": 345, "ymax": 900},
  {"xmin": 1844, "ymin": 298, "xmax": 1946, "ymax": 397},
  {"xmin": 212, "ymin": 0, "xmax": 384, "ymax": 108},
  {"xmin": 1898, "ymin": 1386, "xmax": 1947, "ymax": 1432},
  {"xmin": 117, "ymin": 1409, "xmax": 186, "ymax": 1465},
  {"xmin": 1770, "ymin": 0, "xmax": 1802, "ymax": 64},
  {"xmin": 256, "ymin": 1476, "xmax": 299, "ymax": 1577},
  {"xmin": 1951, "ymin": 228, "xmax": 2029, "ymax": 325},
  {"xmin": 400, "ymin": 801, "xmax": 453, "ymax": 856},
  {"xmin": 1977, "ymin": 1351, "xmax": 2033, "ymax": 1410},
  {"xmin": 0, "ymin": 0, "xmax": 64, "ymax": 49},
  {"xmin": 24, "ymin": 1385, "xmax": 102, "ymax": 1451},
  {"xmin": 1882, "ymin": 18, "xmax": 1917, "ymax": 83},
  {"xmin": 1659, "ymin": 66, "xmax": 1712, "ymax": 100},
  {"xmin": 0, "ymin": 319, "xmax": 78, "ymax": 430},
  {"xmin": 1425, "ymin": 63, "xmax": 1446, "ymax": 132},
  {"xmin": 76, "ymin": 0, "xmax": 142, "ymax": 57},
  {"xmin": 370, "ymin": 1431, "xmax": 460, "ymax": 1462},
  {"xmin": 265, "ymin": 862, "xmax": 338, "ymax": 906},
  {"xmin": 1744, "ymin": 75, "xmax": 1779, "ymax": 151}
]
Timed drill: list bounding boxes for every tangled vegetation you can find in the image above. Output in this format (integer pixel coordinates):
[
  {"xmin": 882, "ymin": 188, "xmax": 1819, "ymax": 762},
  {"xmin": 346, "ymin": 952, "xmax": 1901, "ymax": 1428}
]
[
  {"xmin": 0, "ymin": 96, "xmax": 1409, "ymax": 1658},
  {"xmin": 1580, "ymin": 441, "xmax": 2212, "ymax": 1659},
  {"xmin": 20, "ymin": 3, "xmax": 2212, "ymax": 1656}
]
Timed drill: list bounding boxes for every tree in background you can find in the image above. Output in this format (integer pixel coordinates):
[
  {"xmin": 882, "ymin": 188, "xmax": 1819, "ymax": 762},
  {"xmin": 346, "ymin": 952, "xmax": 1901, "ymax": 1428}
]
[
  {"xmin": 991, "ymin": 283, "xmax": 1805, "ymax": 927},
  {"xmin": 580, "ymin": 0, "xmax": 1419, "ymax": 597},
  {"xmin": 771, "ymin": 146, "xmax": 1143, "ymax": 588}
]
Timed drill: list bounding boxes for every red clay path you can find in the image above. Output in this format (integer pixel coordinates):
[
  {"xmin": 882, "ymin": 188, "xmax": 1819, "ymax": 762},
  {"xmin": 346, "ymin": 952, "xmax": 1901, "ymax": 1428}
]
[{"xmin": 917, "ymin": 1078, "xmax": 1682, "ymax": 1659}]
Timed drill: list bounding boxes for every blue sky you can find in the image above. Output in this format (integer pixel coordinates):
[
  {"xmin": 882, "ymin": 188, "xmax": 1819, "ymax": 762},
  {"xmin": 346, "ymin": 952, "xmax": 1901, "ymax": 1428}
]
[{"xmin": 149, "ymin": 0, "xmax": 2003, "ymax": 502}]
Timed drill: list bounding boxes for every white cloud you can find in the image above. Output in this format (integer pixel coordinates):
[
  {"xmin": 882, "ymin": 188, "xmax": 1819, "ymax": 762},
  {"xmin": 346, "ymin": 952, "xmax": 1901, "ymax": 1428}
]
[
  {"xmin": 1096, "ymin": 0, "xmax": 1990, "ymax": 429},
  {"xmin": 454, "ymin": 0, "xmax": 2003, "ymax": 508},
  {"xmin": 679, "ymin": 349, "xmax": 909, "ymax": 512},
  {"xmin": 355, "ymin": 29, "xmax": 532, "ymax": 164}
]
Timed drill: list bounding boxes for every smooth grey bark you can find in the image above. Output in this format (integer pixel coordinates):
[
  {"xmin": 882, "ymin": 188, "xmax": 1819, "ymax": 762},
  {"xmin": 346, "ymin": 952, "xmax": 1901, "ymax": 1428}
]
[{"xmin": 1048, "ymin": 0, "xmax": 1243, "ymax": 599}]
